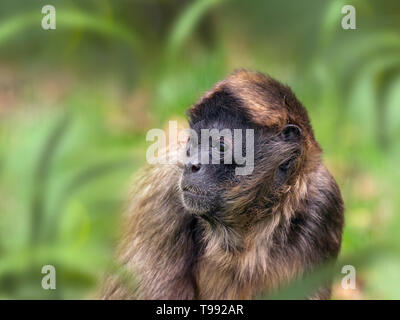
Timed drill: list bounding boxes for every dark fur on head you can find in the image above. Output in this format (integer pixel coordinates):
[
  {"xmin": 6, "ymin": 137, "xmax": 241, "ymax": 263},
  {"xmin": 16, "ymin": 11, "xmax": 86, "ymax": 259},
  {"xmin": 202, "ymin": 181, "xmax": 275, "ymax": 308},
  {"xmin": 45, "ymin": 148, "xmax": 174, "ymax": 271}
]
[{"xmin": 100, "ymin": 70, "xmax": 344, "ymax": 300}]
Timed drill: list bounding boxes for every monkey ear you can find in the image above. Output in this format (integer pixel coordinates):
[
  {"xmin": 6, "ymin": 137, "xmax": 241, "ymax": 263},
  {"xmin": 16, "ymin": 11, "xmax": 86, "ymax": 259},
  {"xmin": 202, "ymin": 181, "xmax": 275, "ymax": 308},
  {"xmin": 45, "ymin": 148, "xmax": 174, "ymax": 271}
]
[{"xmin": 281, "ymin": 124, "xmax": 302, "ymax": 142}]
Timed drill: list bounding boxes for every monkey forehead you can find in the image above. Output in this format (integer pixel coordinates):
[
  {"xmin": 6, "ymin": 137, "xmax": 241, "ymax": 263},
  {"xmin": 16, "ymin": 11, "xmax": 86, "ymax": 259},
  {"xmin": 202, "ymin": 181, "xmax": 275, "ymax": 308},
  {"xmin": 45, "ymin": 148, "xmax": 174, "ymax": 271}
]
[
  {"xmin": 189, "ymin": 69, "xmax": 314, "ymax": 136},
  {"xmin": 190, "ymin": 116, "xmax": 250, "ymax": 133}
]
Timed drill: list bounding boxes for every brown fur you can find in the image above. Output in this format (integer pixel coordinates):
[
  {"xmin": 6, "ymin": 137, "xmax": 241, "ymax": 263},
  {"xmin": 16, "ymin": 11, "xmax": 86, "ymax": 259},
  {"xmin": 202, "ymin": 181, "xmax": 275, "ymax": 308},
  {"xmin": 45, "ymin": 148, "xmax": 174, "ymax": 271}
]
[{"xmin": 100, "ymin": 70, "xmax": 344, "ymax": 300}]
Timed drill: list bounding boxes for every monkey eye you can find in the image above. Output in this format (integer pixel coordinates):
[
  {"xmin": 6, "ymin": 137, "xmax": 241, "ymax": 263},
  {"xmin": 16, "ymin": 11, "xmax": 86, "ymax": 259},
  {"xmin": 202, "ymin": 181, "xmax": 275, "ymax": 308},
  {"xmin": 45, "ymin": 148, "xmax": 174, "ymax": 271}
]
[
  {"xmin": 186, "ymin": 145, "xmax": 190, "ymax": 157},
  {"xmin": 219, "ymin": 140, "xmax": 226, "ymax": 153},
  {"xmin": 217, "ymin": 138, "xmax": 231, "ymax": 155},
  {"xmin": 186, "ymin": 138, "xmax": 192, "ymax": 157}
]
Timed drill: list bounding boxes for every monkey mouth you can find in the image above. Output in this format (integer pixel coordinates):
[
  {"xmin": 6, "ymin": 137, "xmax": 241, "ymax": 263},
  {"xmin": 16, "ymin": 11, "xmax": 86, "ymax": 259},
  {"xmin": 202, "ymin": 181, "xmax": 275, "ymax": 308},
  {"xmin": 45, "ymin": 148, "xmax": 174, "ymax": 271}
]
[
  {"xmin": 180, "ymin": 184, "xmax": 217, "ymax": 214},
  {"xmin": 181, "ymin": 184, "xmax": 209, "ymax": 197},
  {"xmin": 183, "ymin": 190, "xmax": 208, "ymax": 199}
]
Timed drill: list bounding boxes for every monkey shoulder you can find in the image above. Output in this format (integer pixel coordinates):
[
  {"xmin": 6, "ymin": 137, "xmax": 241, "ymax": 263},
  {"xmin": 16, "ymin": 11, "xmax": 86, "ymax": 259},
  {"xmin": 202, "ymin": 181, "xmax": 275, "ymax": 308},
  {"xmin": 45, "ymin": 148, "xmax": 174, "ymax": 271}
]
[
  {"xmin": 127, "ymin": 164, "xmax": 185, "ymax": 215},
  {"xmin": 283, "ymin": 163, "xmax": 344, "ymax": 261},
  {"xmin": 115, "ymin": 163, "xmax": 197, "ymax": 299}
]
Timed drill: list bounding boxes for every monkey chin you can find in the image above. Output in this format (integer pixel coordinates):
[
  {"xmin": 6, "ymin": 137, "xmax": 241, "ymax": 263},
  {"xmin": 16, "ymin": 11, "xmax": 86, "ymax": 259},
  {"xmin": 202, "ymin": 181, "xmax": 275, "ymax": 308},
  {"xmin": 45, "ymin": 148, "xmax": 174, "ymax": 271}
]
[{"xmin": 180, "ymin": 191, "xmax": 216, "ymax": 215}]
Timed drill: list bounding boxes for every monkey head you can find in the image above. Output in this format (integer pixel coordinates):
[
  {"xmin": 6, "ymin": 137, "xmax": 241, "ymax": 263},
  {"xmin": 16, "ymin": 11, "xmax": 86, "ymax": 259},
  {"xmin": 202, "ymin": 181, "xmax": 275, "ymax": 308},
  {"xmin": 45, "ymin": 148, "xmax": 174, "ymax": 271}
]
[{"xmin": 180, "ymin": 70, "xmax": 322, "ymax": 228}]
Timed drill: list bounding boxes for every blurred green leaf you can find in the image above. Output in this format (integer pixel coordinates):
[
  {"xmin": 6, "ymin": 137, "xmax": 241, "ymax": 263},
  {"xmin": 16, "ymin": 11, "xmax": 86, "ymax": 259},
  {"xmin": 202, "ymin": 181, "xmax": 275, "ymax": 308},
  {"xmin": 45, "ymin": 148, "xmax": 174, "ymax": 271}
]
[
  {"xmin": 0, "ymin": 9, "xmax": 143, "ymax": 54},
  {"xmin": 166, "ymin": 0, "xmax": 226, "ymax": 57}
]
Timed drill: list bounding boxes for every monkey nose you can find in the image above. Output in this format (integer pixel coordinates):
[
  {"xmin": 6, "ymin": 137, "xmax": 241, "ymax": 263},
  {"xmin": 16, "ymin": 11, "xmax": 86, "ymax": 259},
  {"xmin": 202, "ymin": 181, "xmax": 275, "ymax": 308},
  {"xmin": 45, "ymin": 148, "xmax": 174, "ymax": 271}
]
[
  {"xmin": 184, "ymin": 162, "xmax": 202, "ymax": 174},
  {"xmin": 191, "ymin": 163, "xmax": 201, "ymax": 173}
]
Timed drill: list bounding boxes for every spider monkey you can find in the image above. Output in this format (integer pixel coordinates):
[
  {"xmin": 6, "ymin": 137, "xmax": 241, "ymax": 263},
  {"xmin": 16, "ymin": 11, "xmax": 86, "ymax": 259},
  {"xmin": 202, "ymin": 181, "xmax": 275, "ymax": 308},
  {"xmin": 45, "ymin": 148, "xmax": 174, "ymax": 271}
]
[{"xmin": 100, "ymin": 70, "xmax": 344, "ymax": 300}]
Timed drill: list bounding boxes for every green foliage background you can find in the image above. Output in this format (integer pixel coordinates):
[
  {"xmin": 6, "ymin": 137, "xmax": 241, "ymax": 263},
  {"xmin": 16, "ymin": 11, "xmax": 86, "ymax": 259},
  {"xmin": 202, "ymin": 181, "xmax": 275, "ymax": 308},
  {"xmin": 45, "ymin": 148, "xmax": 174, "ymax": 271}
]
[{"xmin": 0, "ymin": 0, "xmax": 399, "ymax": 299}]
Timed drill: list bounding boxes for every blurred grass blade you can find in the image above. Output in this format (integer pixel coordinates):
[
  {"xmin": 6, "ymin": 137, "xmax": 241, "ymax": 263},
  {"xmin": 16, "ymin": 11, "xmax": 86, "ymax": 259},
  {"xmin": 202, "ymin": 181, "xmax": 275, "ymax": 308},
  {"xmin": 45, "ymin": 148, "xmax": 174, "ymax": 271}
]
[
  {"xmin": 375, "ymin": 66, "xmax": 400, "ymax": 149},
  {"xmin": 339, "ymin": 34, "xmax": 400, "ymax": 102},
  {"xmin": 166, "ymin": 0, "xmax": 226, "ymax": 57},
  {"xmin": 31, "ymin": 115, "xmax": 70, "ymax": 244},
  {"xmin": 0, "ymin": 12, "xmax": 38, "ymax": 45},
  {"xmin": 46, "ymin": 159, "xmax": 135, "ymax": 240},
  {"xmin": 317, "ymin": 0, "xmax": 346, "ymax": 50},
  {"xmin": 0, "ymin": 10, "xmax": 143, "ymax": 54},
  {"xmin": 57, "ymin": 9, "xmax": 143, "ymax": 53}
]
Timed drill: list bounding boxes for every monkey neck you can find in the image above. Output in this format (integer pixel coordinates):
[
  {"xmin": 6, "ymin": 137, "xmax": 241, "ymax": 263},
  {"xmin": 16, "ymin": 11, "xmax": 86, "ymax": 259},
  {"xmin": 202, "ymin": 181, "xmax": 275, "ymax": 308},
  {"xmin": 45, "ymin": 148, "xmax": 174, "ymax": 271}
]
[
  {"xmin": 194, "ymin": 207, "xmax": 276, "ymax": 261},
  {"xmin": 195, "ymin": 171, "xmax": 311, "ymax": 261}
]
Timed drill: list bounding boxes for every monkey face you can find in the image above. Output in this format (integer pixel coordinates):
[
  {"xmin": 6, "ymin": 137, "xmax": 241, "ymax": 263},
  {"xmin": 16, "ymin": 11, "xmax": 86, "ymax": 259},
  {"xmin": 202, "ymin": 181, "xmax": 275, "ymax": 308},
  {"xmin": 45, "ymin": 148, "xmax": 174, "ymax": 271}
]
[
  {"xmin": 180, "ymin": 91, "xmax": 257, "ymax": 216},
  {"xmin": 180, "ymin": 123, "xmax": 302, "ymax": 217},
  {"xmin": 180, "ymin": 86, "xmax": 305, "ymax": 220},
  {"xmin": 180, "ymin": 117, "xmax": 244, "ymax": 215}
]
